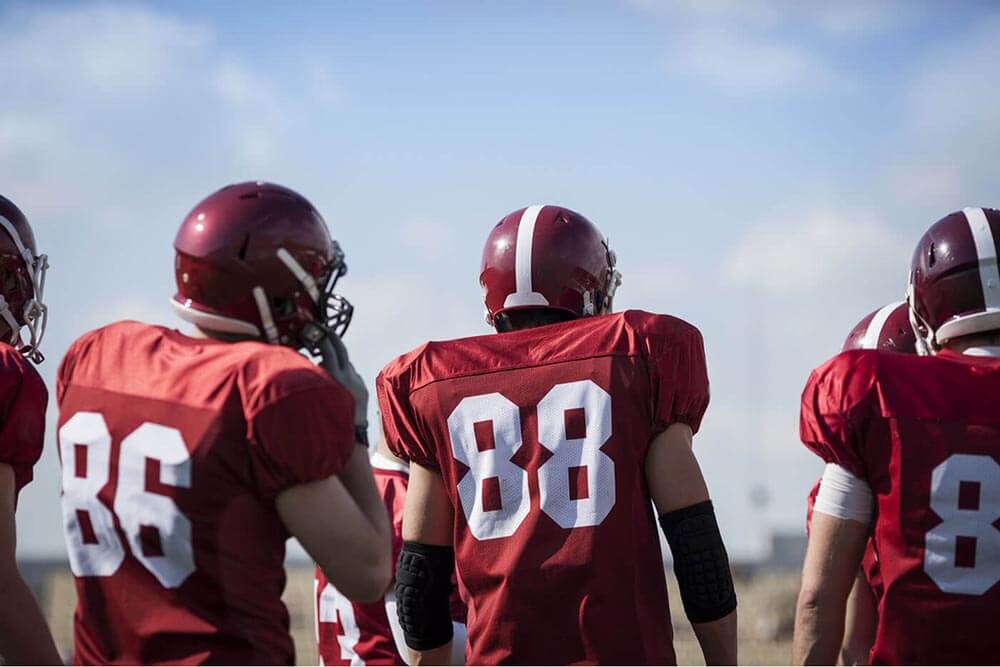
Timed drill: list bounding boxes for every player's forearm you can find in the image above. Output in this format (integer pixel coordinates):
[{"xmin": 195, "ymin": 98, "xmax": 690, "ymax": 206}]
[
  {"xmin": 340, "ymin": 445, "xmax": 393, "ymax": 552},
  {"xmin": 408, "ymin": 641, "xmax": 453, "ymax": 666},
  {"xmin": 793, "ymin": 585, "xmax": 846, "ymax": 665},
  {"xmin": 838, "ymin": 570, "xmax": 876, "ymax": 666},
  {"xmin": 692, "ymin": 609, "xmax": 737, "ymax": 665},
  {"xmin": 0, "ymin": 569, "xmax": 62, "ymax": 664}
]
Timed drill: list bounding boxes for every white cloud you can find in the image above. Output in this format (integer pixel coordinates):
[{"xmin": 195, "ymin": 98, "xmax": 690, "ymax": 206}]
[
  {"xmin": 633, "ymin": 0, "xmax": 918, "ymax": 36},
  {"xmin": 813, "ymin": 2, "xmax": 918, "ymax": 39},
  {"xmin": 633, "ymin": 0, "xmax": 925, "ymax": 93},
  {"xmin": 667, "ymin": 27, "xmax": 834, "ymax": 94},
  {"xmin": 882, "ymin": 19, "xmax": 1000, "ymax": 214},
  {"xmin": 397, "ymin": 217, "xmax": 460, "ymax": 262},
  {"xmin": 0, "ymin": 2, "xmax": 351, "ymax": 557},
  {"xmin": 726, "ymin": 209, "xmax": 907, "ymax": 297},
  {"xmin": 0, "ymin": 4, "xmax": 211, "ymax": 96}
]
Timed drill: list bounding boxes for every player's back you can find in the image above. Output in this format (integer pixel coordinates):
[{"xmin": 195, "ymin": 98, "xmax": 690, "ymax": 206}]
[
  {"xmin": 803, "ymin": 349, "xmax": 1000, "ymax": 664},
  {"xmin": 57, "ymin": 321, "xmax": 355, "ymax": 665},
  {"xmin": 378, "ymin": 309, "xmax": 709, "ymax": 665}
]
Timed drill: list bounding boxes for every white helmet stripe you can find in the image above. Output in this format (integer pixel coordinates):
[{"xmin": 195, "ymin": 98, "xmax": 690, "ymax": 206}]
[
  {"xmin": 503, "ymin": 205, "xmax": 549, "ymax": 308},
  {"xmin": 964, "ymin": 207, "xmax": 1000, "ymax": 310},
  {"xmin": 861, "ymin": 301, "xmax": 904, "ymax": 349}
]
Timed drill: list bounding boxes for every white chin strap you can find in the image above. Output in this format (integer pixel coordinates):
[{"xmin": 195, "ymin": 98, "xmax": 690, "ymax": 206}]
[
  {"xmin": 907, "ymin": 282, "xmax": 935, "ymax": 356},
  {"xmin": 252, "ymin": 286, "xmax": 279, "ymax": 344},
  {"xmin": 0, "ymin": 215, "xmax": 48, "ymax": 363}
]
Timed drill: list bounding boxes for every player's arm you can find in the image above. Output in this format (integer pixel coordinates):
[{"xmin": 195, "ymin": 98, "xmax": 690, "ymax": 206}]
[
  {"xmin": 645, "ymin": 423, "xmax": 737, "ymax": 666},
  {"xmin": 396, "ymin": 462, "xmax": 456, "ymax": 666},
  {"xmin": 277, "ymin": 445, "xmax": 392, "ymax": 603},
  {"xmin": 0, "ymin": 463, "xmax": 62, "ymax": 665},
  {"xmin": 838, "ymin": 570, "xmax": 877, "ymax": 665},
  {"xmin": 792, "ymin": 464, "xmax": 872, "ymax": 665}
]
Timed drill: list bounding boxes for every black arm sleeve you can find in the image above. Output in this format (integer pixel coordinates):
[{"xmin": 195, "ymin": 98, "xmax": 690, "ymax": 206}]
[
  {"xmin": 394, "ymin": 541, "xmax": 455, "ymax": 651},
  {"xmin": 660, "ymin": 500, "xmax": 737, "ymax": 624}
]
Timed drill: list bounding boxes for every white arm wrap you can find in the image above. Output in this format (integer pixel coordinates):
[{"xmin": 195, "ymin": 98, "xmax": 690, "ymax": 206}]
[{"xmin": 814, "ymin": 463, "xmax": 874, "ymax": 525}]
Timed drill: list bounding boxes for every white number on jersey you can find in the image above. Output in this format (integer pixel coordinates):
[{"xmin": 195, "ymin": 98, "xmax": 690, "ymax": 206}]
[
  {"xmin": 924, "ymin": 453, "xmax": 1000, "ymax": 595},
  {"xmin": 59, "ymin": 412, "xmax": 196, "ymax": 588},
  {"xmin": 448, "ymin": 379, "xmax": 615, "ymax": 540},
  {"xmin": 448, "ymin": 393, "xmax": 530, "ymax": 540},
  {"xmin": 60, "ymin": 412, "xmax": 125, "ymax": 577},
  {"xmin": 317, "ymin": 581, "xmax": 363, "ymax": 666}
]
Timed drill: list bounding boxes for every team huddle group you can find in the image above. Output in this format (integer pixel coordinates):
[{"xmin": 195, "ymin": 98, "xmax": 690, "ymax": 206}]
[{"xmin": 0, "ymin": 182, "xmax": 996, "ymax": 666}]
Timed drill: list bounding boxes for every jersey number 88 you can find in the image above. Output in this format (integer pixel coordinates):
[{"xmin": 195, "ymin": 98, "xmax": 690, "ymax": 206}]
[{"xmin": 448, "ymin": 379, "xmax": 615, "ymax": 541}]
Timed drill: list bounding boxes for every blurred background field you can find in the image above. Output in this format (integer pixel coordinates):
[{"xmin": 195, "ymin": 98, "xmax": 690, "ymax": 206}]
[{"xmin": 30, "ymin": 558, "xmax": 800, "ymax": 665}]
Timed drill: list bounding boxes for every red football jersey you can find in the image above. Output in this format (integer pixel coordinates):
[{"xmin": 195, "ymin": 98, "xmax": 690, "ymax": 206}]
[
  {"xmin": 315, "ymin": 452, "xmax": 467, "ymax": 666},
  {"xmin": 56, "ymin": 321, "xmax": 356, "ymax": 665},
  {"xmin": 805, "ymin": 478, "xmax": 883, "ymax": 598},
  {"xmin": 377, "ymin": 310, "xmax": 709, "ymax": 665},
  {"xmin": 316, "ymin": 452, "xmax": 409, "ymax": 666},
  {"xmin": 801, "ymin": 349, "xmax": 1000, "ymax": 664},
  {"xmin": 0, "ymin": 342, "xmax": 47, "ymax": 500}
]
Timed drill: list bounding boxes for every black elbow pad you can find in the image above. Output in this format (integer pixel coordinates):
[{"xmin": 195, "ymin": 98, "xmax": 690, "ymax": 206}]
[
  {"xmin": 660, "ymin": 500, "xmax": 737, "ymax": 624},
  {"xmin": 395, "ymin": 541, "xmax": 455, "ymax": 651}
]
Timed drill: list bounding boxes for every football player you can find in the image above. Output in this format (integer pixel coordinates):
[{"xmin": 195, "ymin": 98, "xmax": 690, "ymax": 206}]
[
  {"xmin": 0, "ymin": 195, "xmax": 61, "ymax": 664},
  {"xmin": 56, "ymin": 182, "xmax": 391, "ymax": 664},
  {"xmin": 802, "ymin": 301, "xmax": 915, "ymax": 666},
  {"xmin": 315, "ymin": 431, "xmax": 468, "ymax": 666},
  {"xmin": 794, "ymin": 207, "xmax": 1000, "ymax": 664},
  {"xmin": 377, "ymin": 205, "xmax": 737, "ymax": 665}
]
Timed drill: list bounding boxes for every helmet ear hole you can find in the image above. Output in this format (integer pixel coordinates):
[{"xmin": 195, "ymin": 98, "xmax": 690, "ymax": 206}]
[{"xmin": 272, "ymin": 297, "xmax": 295, "ymax": 318}]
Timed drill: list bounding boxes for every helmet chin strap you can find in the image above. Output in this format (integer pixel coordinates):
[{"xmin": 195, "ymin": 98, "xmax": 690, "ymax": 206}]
[
  {"xmin": 252, "ymin": 286, "xmax": 280, "ymax": 344},
  {"xmin": 907, "ymin": 289, "xmax": 936, "ymax": 356},
  {"xmin": 277, "ymin": 248, "xmax": 320, "ymax": 302}
]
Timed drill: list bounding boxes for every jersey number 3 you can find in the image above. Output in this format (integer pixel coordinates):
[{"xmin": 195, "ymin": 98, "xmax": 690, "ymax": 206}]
[
  {"xmin": 924, "ymin": 453, "xmax": 1000, "ymax": 596},
  {"xmin": 448, "ymin": 379, "xmax": 615, "ymax": 541},
  {"xmin": 59, "ymin": 411, "xmax": 196, "ymax": 589}
]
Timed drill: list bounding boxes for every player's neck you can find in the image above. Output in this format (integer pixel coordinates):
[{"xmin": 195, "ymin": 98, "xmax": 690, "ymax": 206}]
[
  {"xmin": 190, "ymin": 326, "xmax": 258, "ymax": 344},
  {"xmin": 953, "ymin": 345, "xmax": 1000, "ymax": 358},
  {"xmin": 941, "ymin": 332, "xmax": 1000, "ymax": 358}
]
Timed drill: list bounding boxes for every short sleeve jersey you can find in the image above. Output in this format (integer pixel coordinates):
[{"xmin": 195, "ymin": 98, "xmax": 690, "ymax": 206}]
[
  {"xmin": 377, "ymin": 310, "xmax": 709, "ymax": 665},
  {"xmin": 0, "ymin": 343, "xmax": 47, "ymax": 500},
  {"xmin": 315, "ymin": 454, "xmax": 468, "ymax": 666},
  {"xmin": 56, "ymin": 321, "xmax": 356, "ymax": 665},
  {"xmin": 801, "ymin": 349, "xmax": 1000, "ymax": 664}
]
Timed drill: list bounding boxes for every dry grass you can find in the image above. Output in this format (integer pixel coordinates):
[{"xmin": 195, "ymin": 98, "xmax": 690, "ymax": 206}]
[{"xmin": 40, "ymin": 565, "xmax": 800, "ymax": 665}]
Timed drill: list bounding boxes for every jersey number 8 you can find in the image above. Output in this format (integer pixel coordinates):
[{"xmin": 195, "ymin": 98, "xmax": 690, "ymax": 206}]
[
  {"xmin": 448, "ymin": 379, "xmax": 615, "ymax": 541},
  {"xmin": 924, "ymin": 453, "xmax": 1000, "ymax": 596},
  {"xmin": 59, "ymin": 411, "xmax": 196, "ymax": 589}
]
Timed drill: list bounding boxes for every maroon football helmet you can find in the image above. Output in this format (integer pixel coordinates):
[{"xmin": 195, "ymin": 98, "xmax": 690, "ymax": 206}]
[
  {"xmin": 0, "ymin": 195, "xmax": 48, "ymax": 363},
  {"xmin": 842, "ymin": 301, "xmax": 916, "ymax": 353},
  {"xmin": 172, "ymin": 182, "xmax": 351, "ymax": 349},
  {"xmin": 908, "ymin": 207, "xmax": 1000, "ymax": 354},
  {"xmin": 480, "ymin": 204, "xmax": 621, "ymax": 328}
]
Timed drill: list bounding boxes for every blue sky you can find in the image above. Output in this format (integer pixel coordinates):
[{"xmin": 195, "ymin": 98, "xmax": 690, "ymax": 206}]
[{"xmin": 4, "ymin": 0, "xmax": 1000, "ymax": 558}]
